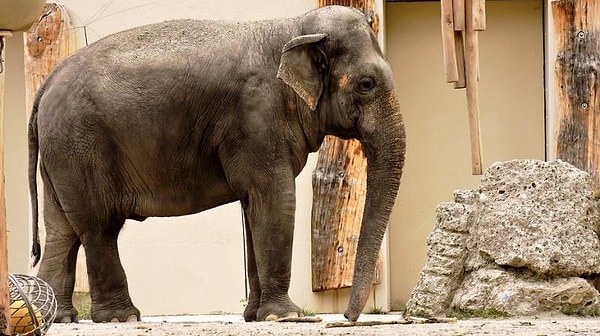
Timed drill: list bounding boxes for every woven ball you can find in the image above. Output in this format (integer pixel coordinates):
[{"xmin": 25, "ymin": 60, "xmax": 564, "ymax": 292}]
[
  {"xmin": 8, "ymin": 274, "xmax": 57, "ymax": 335},
  {"xmin": 10, "ymin": 300, "xmax": 43, "ymax": 334}
]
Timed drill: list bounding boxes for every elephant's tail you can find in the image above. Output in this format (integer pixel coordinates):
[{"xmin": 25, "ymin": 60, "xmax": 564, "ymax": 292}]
[{"xmin": 29, "ymin": 89, "xmax": 42, "ymax": 267}]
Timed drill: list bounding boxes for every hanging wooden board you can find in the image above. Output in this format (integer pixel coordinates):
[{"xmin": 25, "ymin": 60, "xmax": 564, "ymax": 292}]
[
  {"xmin": 441, "ymin": 0, "xmax": 459, "ymax": 83},
  {"xmin": 553, "ymin": 0, "xmax": 600, "ymax": 188},
  {"xmin": 311, "ymin": 138, "xmax": 382, "ymax": 291},
  {"xmin": 24, "ymin": 3, "xmax": 86, "ymax": 290},
  {"xmin": 311, "ymin": 0, "xmax": 382, "ymax": 292}
]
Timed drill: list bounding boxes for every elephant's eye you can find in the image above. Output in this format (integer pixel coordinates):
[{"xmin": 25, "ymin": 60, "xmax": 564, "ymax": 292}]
[{"xmin": 358, "ymin": 77, "xmax": 375, "ymax": 92}]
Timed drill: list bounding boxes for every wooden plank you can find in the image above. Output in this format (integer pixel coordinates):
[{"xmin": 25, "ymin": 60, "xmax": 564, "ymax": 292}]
[
  {"xmin": 441, "ymin": 0, "xmax": 459, "ymax": 83},
  {"xmin": 553, "ymin": 0, "xmax": 600, "ymax": 187},
  {"xmin": 452, "ymin": 0, "xmax": 465, "ymax": 32},
  {"xmin": 0, "ymin": 31, "xmax": 12, "ymax": 336},
  {"xmin": 453, "ymin": 31, "xmax": 466, "ymax": 89},
  {"xmin": 311, "ymin": 0, "xmax": 382, "ymax": 292},
  {"xmin": 471, "ymin": 0, "xmax": 486, "ymax": 31},
  {"xmin": 464, "ymin": 0, "xmax": 483, "ymax": 175},
  {"xmin": 24, "ymin": 3, "xmax": 86, "ymax": 290},
  {"xmin": 312, "ymin": 138, "xmax": 370, "ymax": 291}
]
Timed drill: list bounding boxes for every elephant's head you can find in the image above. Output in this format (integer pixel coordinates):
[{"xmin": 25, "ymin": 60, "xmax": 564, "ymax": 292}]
[{"xmin": 277, "ymin": 6, "xmax": 406, "ymax": 321}]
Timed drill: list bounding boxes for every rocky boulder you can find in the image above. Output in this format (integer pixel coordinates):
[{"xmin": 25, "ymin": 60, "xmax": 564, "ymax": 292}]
[{"xmin": 406, "ymin": 159, "xmax": 600, "ymax": 317}]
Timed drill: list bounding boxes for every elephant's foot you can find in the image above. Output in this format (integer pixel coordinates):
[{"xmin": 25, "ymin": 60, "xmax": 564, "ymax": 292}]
[
  {"xmin": 243, "ymin": 298, "xmax": 260, "ymax": 322},
  {"xmin": 91, "ymin": 301, "xmax": 140, "ymax": 323},
  {"xmin": 55, "ymin": 306, "xmax": 79, "ymax": 323},
  {"xmin": 256, "ymin": 296, "xmax": 302, "ymax": 322}
]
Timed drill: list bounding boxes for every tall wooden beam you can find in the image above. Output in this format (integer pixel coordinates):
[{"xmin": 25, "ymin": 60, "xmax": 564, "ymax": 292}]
[
  {"xmin": 311, "ymin": 0, "xmax": 381, "ymax": 292},
  {"xmin": 553, "ymin": 0, "xmax": 600, "ymax": 187}
]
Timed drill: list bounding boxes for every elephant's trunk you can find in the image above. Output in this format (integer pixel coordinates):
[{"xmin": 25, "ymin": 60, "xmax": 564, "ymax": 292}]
[{"xmin": 344, "ymin": 92, "xmax": 406, "ymax": 322}]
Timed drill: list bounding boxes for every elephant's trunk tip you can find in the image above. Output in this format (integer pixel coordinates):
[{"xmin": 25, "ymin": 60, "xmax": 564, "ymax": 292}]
[{"xmin": 343, "ymin": 310, "xmax": 359, "ymax": 322}]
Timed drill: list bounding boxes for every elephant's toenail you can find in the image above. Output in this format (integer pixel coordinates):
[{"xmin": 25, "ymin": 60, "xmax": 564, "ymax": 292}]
[
  {"xmin": 110, "ymin": 317, "xmax": 120, "ymax": 323},
  {"xmin": 126, "ymin": 315, "xmax": 138, "ymax": 322},
  {"xmin": 265, "ymin": 314, "xmax": 279, "ymax": 321}
]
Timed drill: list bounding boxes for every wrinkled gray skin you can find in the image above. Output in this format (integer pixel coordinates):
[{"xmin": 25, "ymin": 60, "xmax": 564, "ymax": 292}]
[{"xmin": 28, "ymin": 6, "xmax": 406, "ymax": 323}]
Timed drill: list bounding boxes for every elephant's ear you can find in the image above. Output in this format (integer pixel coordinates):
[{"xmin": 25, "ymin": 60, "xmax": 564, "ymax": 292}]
[{"xmin": 277, "ymin": 33, "xmax": 328, "ymax": 111}]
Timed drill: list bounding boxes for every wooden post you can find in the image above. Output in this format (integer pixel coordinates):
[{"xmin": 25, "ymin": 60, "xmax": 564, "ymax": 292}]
[
  {"xmin": 25, "ymin": 3, "xmax": 79, "ymax": 119},
  {"xmin": 553, "ymin": 0, "xmax": 600, "ymax": 187},
  {"xmin": 311, "ymin": 0, "xmax": 381, "ymax": 292},
  {"xmin": 0, "ymin": 30, "xmax": 12, "ymax": 336},
  {"xmin": 464, "ymin": 0, "xmax": 483, "ymax": 175}
]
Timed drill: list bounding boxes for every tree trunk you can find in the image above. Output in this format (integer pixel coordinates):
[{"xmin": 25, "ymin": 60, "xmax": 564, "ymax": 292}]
[
  {"xmin": 0, "ymin": 32, "xmax": 11, "ymax": 336},
  {"xmin": 553, "ymin": 0, "xmax": 600, "ymax": 187},
  {"xmin": 24, "ymin": 3, "xmax": 86, "ymax": 291},
  {"xmin": 311, "ymin": 0, "xmax": 381, "ymax": 292}
]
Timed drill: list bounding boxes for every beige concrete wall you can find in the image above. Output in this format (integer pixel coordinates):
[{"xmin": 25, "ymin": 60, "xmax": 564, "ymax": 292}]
[
  {"xmin": 4, "ymin": 32, "xmax": 30, "ymax": 274},
  {"xmin": 385, "ymin": 0, "xmax": 545, "ymax": 310}
]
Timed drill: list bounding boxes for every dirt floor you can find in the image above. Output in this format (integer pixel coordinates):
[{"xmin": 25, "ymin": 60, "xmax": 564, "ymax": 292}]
[{"xmin": 44, "ymin": 313, "xmax": 600, "ymax": 336}]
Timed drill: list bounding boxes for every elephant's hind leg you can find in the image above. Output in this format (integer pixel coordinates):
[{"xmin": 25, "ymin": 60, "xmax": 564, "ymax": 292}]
[
  {"xmin": 37, "ymin": 196, "xmax": 81, "ymax": 323},
  {"xmin": 79, "ymin": 217, "xmax": 140, "ymax": 323}
]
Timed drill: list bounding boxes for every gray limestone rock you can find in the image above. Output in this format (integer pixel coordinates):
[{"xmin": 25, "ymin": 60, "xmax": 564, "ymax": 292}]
[
  {"xmin": 474, "ymin": 160, "xmax": 600, "ymax": 276},
  {"xmin": 452, "ymin": 267, "xmax": 600, "ymax": 316},
  {"xmin": 405, "ymin": 190, "xmax": 477, "ymax": 316},
  {"xmin": 406, "ymin": 159, "xmax": 600, "ymax": 317}
]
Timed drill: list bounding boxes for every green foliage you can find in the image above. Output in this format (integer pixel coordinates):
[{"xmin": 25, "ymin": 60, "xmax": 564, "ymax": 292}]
[
  {"xmin": 240, "ymin": 298, "xmax": 248, "ymax": 308},
  {"xmin": 447, "ymin": 308, "xmax": 508, "ymax": 319},
  {"xmin": 73, "ymin": 291, "xmax": 92, "ymax": 320},
  {"xmin": 301, "ymin": 307, "xmax": 316, "ymax": 317}
]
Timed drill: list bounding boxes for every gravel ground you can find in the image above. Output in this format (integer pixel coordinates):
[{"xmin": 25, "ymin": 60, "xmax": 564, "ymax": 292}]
[{"xmin": 44, "ymin": 313, "xmax": 600, "ymax": 336}]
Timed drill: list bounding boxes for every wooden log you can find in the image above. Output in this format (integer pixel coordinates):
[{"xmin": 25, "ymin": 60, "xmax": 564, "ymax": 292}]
[
  {"xmin": 25, "ymin": 3, "xmax": 79, "ymax": 119},
  {"xmin": 441, "ymin": 0, "xmax": 459, "ymax": 83},
  {"xmin": 464, "ymin": 0, "xmax": 483, "ymax": 175},
  {"xmin": 325, "ymin": 320, "xmax": 412, "ymax": 328},
  {"xmin": 324, "ymin": 316, "xmax": 457, "ymax": 328},
  {"xmin": 24, "ymin": 4, "xmax": 85, "ymax": 290},
  {"xmin": 553, "ymin": 0, "xmax": 600, "ymax": 187},
  {"xmin": 275, "ymin": 316, "xmax": 323, "ymax": 323},
  {"xmin": 311, "ymin": 0, "xmax": 381, "ymax": 292},
  {"xmin": 0, "ymin": 31, "xmax": 12, "ymax": 336}
]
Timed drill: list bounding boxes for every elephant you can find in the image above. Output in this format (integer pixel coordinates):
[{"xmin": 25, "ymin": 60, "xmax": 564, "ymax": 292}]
[{"xmin": 28, "ymin": 5, "xmax": 406, "ymax": 323}]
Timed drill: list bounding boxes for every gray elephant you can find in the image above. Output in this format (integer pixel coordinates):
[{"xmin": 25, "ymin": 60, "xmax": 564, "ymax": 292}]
[{"xmin": 28, "ymin": 5, "xmax": 406, "ymax": 323}]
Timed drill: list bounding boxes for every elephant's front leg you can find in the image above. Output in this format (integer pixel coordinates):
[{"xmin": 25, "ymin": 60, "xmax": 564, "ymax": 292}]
[
  {"xmin": 243, "ymin": 181, "xmax": 302, "ymax": 321},
  {"xmin": 242, "ymin": 210, "xmax": 261, "ymax": 322}
]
